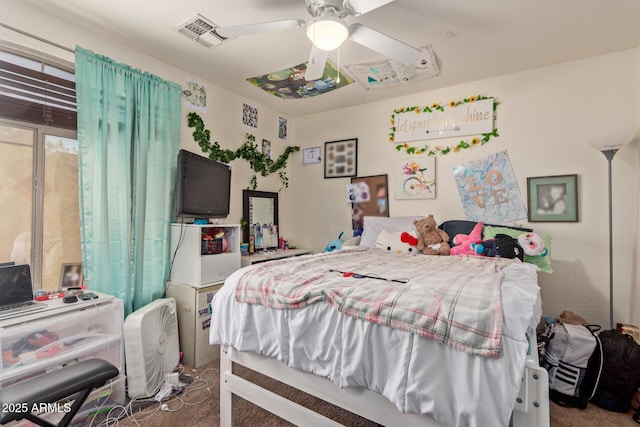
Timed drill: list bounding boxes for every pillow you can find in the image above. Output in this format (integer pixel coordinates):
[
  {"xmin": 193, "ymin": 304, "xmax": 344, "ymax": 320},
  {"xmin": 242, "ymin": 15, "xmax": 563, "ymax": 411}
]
[
  {"xmin": 439, "ymin": 220, "xmax": 532, "ymax": 246},
  {"xmin": 482, "ymin": 225, "xmax": 553, "ymax": 273},
  {"xmin": 360, "ymin": 216, "xmax": 424, "ymax": 248}
]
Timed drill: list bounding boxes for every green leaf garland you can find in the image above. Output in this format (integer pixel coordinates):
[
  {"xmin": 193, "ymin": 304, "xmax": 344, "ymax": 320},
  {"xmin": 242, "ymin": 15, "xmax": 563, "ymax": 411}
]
[
  {"xmin": 187, "ymin": 112, "xmax": 299, "ymax": 190},
  {"xmin": 389, "ymin": 95, "xmax": 500, "ymax": 156}
]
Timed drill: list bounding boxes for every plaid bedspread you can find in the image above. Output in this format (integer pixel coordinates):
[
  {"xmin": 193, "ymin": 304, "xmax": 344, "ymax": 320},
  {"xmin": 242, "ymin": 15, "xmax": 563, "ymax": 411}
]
[{"xmin": 235, "ymin": 247, "xmax": 510, "ymax": 357}]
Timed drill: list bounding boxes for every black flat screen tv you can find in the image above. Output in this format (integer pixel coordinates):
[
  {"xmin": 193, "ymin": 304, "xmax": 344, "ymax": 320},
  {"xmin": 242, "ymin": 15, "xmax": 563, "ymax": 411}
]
[{"xmin": 175, "ymin": 149, "xmax": 231, "ymax": 219}]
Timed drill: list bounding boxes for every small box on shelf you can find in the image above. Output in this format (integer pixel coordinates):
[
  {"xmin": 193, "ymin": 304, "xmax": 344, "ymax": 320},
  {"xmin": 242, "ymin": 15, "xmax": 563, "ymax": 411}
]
[{"xmin": 170, "ymin": 223, "xmax": 241, "ymax": 286}]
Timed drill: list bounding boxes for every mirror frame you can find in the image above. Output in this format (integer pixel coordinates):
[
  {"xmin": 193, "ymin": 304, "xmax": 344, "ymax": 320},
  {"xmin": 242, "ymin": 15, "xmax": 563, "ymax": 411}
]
[{"xmin": 242, "ymin": 190, "xmax": 279, "ymax": 249}]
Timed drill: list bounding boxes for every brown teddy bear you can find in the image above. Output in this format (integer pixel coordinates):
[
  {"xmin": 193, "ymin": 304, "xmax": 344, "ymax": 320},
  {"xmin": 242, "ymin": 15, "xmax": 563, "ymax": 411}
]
[{"xmin": 413, "ymin": 215, "xmax": 451, "ymax": 255}]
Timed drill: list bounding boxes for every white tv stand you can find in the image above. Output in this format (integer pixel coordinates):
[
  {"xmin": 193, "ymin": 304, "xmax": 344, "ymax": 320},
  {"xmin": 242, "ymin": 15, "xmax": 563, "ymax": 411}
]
[{"xmin": 168, "ymin": 223, "xmax": 241, "ymax": 368}]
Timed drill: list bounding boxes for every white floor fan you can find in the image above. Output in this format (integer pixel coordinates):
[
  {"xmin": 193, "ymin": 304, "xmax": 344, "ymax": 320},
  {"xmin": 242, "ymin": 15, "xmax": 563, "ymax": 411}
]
[
  {"xmin": 215, "ymin": 0, "xmax": 421, "ymax": 81},
  {"xmin": 124, "ymin": 298, "xmax": 180, "ymax": 398}
]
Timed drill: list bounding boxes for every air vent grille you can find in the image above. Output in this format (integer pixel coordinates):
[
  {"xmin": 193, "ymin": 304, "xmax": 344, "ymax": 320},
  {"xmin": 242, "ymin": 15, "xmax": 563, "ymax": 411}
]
[{"xmin": 175, "ymin": 14, "xmax": 227, "ymax": 47}]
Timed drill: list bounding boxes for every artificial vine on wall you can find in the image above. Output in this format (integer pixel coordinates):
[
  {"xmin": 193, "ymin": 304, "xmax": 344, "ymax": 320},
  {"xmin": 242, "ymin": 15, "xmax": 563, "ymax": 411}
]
[
  {"xmin": 389, "ymin": 95, "xmax": 500, "ymax": 156},
  {"xmin": 187, "ymin": 112, "xmax": 300, "ymax": 190}
]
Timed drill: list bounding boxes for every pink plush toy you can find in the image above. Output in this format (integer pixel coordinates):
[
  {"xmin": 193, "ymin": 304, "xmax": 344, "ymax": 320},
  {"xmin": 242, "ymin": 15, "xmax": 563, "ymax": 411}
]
[{"xmin": 450, "ymin": 222, "xmax": 484, "ymax": 256}]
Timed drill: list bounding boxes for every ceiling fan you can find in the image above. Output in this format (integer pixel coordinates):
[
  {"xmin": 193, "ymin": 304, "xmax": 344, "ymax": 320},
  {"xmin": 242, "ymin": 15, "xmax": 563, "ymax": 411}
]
[{"xmin": 215, "ymin": 0, "xmax": 421, "ymax": 81}]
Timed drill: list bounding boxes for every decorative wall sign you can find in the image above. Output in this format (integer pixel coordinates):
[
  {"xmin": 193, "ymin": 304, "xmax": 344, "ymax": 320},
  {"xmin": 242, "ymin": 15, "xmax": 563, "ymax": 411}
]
[
  {"xmin": 346, "ymin": 182, "xmax": 370, "ymax": 203},
  {"xmin": 346, "ymin": 45, "xmax": 439, "ymax": 89},
  {"xmin": 527, "ymin": 174, "xmax": 578, "ymax": 222},
  {"xmin": 262, "ymin": 139, "xmax": 272, "ymax": 159},
  {"xmin": 242, "ymin": 102, "xmax": 258, "ymax": 129},
  {"xmin": 324, "ymin": 138, "xmax": 357, "ymax": 178},
  {"xmin": 302, "ymin": 146, "xmax": 321, "ymax": 165},
  {"xmin": 452, "ymin": 150, "xmax": 526, "ymax": 223},
  {"xmin": 247, "ymin": 60, "xmax": 353, "ymax": 99},
  {"xmin": 350, "ymin": 174, "xmax": 389, "ymax": 230},
  {"xmin": 185, "ymin": 80, "xmax": 207, "ymax": 112},
  {"xmin": 278, "ymin": 116, "xmax": 288, "ymax": 140},
  {"xmin": 394, "ymin": 157, "xmax": 436, "ymax": 199},
  {"xmin": 390, "ymin": 95, "xmax": 500, "ymax": 155}
]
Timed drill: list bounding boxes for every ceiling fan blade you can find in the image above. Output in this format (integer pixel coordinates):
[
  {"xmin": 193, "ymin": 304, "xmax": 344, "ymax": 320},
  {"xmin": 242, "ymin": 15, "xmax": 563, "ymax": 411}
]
[
  {"xmin": 216, "ymin": 19, "xmax": 305, "ymax": 38},
  {"xmin": 348, "ymin": 23, "xmax": 420, "ymax": 65},
  {"xmin": 346, "ymin": 0, "xmax": 394, "ymax": 16},
  {"xmin": 305, "ymin": 45, "xmax": 328, "ymax": 81}
]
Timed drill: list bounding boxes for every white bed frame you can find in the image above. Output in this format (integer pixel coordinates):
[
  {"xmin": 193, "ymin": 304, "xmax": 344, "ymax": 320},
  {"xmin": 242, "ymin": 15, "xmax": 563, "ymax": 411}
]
[{"xmin": 219, "ymin": 335, "xmax": 550, "ymax": 427}]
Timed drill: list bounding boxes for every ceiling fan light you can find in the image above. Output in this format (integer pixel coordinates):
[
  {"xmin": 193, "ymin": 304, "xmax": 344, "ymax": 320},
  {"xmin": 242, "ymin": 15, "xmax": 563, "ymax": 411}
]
[{"xmin": 306, "ymin": 15, "xmax": 348, "ymax": 51}]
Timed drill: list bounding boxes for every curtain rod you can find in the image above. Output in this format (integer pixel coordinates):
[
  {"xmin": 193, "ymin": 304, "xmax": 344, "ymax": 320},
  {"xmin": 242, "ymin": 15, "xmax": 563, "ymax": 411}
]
[{"xmin": 0, "ymin": 23, "xmax": 75, "ymax": 54}]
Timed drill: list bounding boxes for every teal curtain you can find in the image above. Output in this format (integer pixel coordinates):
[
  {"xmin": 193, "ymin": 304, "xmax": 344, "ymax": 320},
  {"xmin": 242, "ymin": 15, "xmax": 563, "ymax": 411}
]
[{"xmin": 75, "ymin": 46, "xmax": 181, "ymax": 315}]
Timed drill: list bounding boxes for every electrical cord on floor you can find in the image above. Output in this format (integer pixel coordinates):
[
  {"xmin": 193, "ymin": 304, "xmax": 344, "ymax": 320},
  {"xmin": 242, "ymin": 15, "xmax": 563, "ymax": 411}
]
[{"xmin": 92, "ymin": 366, "xmax": 220, "ymax": 426}]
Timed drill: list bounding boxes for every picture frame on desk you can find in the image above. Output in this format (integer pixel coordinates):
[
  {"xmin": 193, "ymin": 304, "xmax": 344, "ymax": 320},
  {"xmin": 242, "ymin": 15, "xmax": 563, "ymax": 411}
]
[{"xmin": 59, "ymin": 262, "xmax": 84, "ymax": 290}]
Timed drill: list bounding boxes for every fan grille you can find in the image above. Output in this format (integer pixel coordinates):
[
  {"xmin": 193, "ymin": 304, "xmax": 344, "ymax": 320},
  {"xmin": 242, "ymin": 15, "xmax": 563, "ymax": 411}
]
[
  {"xmin": 124, "ymin": 298, "xmax": 180, "ymax": 398},
  {"xmin": 175, "ymin": 14, "xmax": 227, "ymax": 47}
]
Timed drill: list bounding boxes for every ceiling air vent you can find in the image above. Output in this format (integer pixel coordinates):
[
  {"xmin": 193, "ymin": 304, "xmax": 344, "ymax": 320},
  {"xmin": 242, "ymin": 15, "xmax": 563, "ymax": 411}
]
[{"xmin": 175, "ymin": 14, "xmax": 227, "ymax": 47}]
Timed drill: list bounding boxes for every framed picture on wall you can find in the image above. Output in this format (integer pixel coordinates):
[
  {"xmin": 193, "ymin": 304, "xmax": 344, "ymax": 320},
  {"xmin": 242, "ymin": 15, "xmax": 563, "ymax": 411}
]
[
  {"xmin": 527, "ymin": 174, "xmax": 578, "ymax": 222},
  {"xmin": 324, "ymin": 138, "xmax": 357, "ymax": 178},
  {"xmin": 394, "ymin": 157, "xmax": 436, "ymax": 199},
  {"xmin": 350, "ymin": 174, "xmax": 389, "ymax": 230}
]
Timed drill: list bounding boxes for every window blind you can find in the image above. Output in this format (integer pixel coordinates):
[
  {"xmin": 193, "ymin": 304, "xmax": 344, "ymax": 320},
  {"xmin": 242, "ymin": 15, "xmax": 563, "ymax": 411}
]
[{"xmin": 0, "ymin": 58, "xmax": 76, "ymax": 130}]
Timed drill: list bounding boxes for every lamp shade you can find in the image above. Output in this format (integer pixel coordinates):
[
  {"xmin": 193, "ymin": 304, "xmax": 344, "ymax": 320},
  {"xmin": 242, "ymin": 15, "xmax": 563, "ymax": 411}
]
[
  {"xmin": 589, "ymin": 127, "xmax": 637, "ymax": 151},
  {"xmin": 306, "ymin": 14, "xmax": 348, "ymax": 51}
]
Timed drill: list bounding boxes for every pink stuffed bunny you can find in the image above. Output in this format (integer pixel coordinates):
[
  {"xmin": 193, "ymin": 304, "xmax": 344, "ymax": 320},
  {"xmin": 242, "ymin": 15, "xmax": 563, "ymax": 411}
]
[{"xmin": 450, "ymin": 222, "xmax": 484, "ymax": 256}]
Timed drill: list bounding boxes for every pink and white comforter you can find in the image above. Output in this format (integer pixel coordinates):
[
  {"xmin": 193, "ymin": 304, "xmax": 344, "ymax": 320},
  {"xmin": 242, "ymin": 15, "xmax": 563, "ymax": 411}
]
[{"xmin": 236, "ymin": 247, "xmax": 506, "ymax": 357}]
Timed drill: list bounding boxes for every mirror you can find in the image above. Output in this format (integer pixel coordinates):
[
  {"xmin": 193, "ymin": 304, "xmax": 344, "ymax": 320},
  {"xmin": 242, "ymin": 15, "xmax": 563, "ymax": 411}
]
[{"xmin": 243, "ymin": 190, "xmax": 279, "ymax": 250}]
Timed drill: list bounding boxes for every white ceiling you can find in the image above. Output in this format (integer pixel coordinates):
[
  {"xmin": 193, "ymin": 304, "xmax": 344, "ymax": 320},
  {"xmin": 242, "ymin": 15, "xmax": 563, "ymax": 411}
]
[{"xmin": 21, "ymin": 0, "xmax": 640, "ymax": 117}]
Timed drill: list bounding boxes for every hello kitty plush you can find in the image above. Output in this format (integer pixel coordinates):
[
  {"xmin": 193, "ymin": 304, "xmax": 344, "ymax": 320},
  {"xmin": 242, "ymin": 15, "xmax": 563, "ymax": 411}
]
[{"xmin": 375, "ymin": 230, "xmax": 419, "ymax": 255}]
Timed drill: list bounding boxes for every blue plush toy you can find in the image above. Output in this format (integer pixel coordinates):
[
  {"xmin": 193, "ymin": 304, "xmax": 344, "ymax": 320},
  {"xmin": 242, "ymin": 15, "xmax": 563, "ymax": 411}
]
[{"xmin": 324, "ymin": 232, "xmax": 345, "ymax": 252}]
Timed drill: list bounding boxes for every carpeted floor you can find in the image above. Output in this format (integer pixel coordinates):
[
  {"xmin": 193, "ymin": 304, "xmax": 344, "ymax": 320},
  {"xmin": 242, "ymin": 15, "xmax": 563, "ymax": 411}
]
[{"xmin": 108, "ymin": 358, "xmax": 638, "ymax": 427}]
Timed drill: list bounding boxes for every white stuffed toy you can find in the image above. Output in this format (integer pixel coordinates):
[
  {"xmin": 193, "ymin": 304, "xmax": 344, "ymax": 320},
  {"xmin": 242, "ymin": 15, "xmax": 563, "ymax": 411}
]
[
  {"xmin": 375, "ymin": 230, "xmax": 419, "ymax": 254},
  {"xmin": 517, "ymin": 232, "xmax": 548, "ymax": 257}
]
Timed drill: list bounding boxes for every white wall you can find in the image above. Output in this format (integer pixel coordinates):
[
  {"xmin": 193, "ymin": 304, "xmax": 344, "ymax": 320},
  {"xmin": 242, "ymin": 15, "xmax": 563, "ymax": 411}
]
[{"xmin": 286, "ymin": 50, "xmax": 639, "ymax": 327}]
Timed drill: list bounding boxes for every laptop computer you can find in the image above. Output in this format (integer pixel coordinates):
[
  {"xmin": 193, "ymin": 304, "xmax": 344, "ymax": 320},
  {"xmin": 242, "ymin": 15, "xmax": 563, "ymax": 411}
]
[{"xmin": 0, "ymin": 264, "xmax": 47, "ymax": 320}]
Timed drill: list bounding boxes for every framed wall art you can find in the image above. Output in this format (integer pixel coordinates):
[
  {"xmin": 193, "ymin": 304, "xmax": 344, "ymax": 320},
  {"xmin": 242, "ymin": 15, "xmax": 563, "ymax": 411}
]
[
  {"xmin": 303, "ymin": 146, "xmax": 321, "ymax": 165},
  {"xmin": 527, "ymin": 174, "xmax": 578, "ymax": 222},
  {"xmin": 324, "ymin": 138, "xmax": 357, "ymax": 178},
  {"xmin": 350, "ymin": 174, "xmax": 389, "ymax": 230},
  {"xmin": 394, "ymin": 157, "xmax": 436, "ymax": 199}
]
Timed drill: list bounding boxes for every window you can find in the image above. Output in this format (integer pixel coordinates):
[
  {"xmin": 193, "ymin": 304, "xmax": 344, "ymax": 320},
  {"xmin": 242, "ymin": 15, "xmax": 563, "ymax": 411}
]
[{"xmin": 0, "ymin": 48, "xmax": 78, "ymax": 291}]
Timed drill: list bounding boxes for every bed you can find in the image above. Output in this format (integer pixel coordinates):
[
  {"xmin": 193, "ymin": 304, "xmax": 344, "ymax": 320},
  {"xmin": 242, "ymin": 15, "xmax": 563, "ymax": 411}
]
[{"xmin": 210, "ymin": 218, "xmax": 550, "ymax": 427}]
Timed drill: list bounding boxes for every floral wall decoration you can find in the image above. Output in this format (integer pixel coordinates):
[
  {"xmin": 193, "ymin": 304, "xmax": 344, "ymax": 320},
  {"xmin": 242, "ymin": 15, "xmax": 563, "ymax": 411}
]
[{"xmin": 389, "ymin": 95, "xmax": 500, "ymax": 156}]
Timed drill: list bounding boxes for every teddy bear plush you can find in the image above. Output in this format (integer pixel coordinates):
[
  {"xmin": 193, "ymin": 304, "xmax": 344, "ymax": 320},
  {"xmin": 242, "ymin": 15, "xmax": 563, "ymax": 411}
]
[
  {"xmin": 450, "ymin": 221, "xmax": 484, "ymax": 256},
  {"xmin": 413, "ymin": 215, "xmax": 451, "ymax": 255}
]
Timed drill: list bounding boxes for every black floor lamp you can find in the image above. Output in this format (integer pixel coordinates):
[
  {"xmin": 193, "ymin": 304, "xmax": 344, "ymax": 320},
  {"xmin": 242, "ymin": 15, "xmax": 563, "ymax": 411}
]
[
  {"xmin": 596, "ymin": 133, "xmax": 634, "ymax": 330},
  {"xmin": 601, "ymin": 148, "xmax": 618, "ymax": 331}
]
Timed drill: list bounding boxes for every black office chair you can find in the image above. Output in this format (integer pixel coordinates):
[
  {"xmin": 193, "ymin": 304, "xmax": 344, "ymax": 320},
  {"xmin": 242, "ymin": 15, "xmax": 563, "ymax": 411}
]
[{"xmin": 0, "ymin": 359, "xmax": 119, "ymax": 427}]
